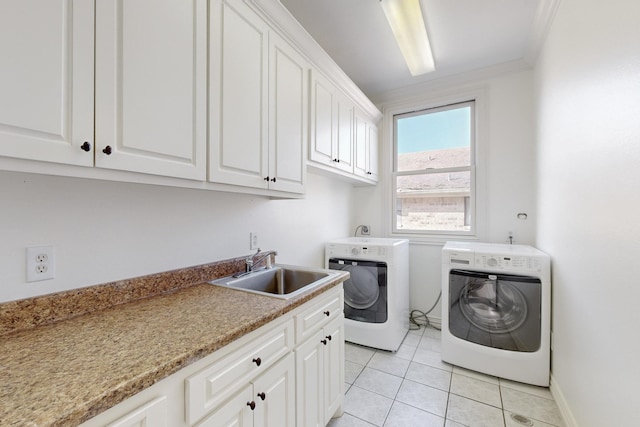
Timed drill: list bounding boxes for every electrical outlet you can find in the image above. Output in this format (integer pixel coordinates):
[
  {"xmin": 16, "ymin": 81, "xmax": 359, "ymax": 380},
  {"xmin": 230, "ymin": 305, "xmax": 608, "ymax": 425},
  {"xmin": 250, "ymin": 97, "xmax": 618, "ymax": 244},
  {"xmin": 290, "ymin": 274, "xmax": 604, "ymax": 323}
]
[
  {"xmin": 26, "ymin": 246, "xmax": 55, "ymax": 282},
  {"xmin": 361, "ymin": 225, "xmax": 370, "ymax": 235},
  {"xmin": 249, "ymin": 232, "xmax": 259, "ymax": 250}
]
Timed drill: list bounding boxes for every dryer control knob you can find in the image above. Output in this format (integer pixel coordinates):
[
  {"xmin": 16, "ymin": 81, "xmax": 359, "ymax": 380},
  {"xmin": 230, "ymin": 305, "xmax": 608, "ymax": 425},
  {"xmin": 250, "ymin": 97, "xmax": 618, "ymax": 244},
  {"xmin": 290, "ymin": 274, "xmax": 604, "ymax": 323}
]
[
  {"xmin": 351, "ymin": 247, "xmax": 359, "ymax": 256},
  {"xmin": 487, "ymin": 257, "xmax": 498, "ymax": 267}
]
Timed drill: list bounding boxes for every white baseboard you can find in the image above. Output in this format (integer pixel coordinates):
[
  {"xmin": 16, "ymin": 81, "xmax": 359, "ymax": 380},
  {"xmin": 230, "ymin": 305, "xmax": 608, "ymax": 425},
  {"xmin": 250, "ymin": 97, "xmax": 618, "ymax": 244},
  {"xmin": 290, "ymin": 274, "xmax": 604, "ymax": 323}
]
[{"xmin": 550, "ymin": 373, "xmax": 579, "ymax": 427}]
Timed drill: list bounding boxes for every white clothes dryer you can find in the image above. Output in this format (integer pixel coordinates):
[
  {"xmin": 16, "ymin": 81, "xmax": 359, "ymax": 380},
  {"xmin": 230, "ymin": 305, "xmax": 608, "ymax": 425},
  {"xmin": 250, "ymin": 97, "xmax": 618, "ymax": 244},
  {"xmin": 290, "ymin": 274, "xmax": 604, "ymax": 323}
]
[
  {"xmin": 442, "ymin": 241, "xmax": 551, "ymax": 386},
  {"xmin": 326, "ymin": 238, "xmax": 409, "ymax": 351}
]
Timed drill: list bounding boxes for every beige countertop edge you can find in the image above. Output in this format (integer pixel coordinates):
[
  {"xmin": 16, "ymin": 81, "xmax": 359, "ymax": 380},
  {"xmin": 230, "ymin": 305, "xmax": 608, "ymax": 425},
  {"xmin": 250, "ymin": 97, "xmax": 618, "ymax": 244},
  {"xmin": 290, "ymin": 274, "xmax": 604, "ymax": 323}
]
[{"xmin": 0, "ymin": 271, "xmax": 348, "ymax": 427}]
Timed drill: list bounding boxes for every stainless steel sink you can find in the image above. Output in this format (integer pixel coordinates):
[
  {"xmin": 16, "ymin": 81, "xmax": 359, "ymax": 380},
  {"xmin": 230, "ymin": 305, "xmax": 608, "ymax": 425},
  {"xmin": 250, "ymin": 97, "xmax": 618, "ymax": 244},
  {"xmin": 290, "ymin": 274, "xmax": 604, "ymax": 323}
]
[{"xmin": 209, "ymin": 265, "xmax": 338, "ymax": 299}]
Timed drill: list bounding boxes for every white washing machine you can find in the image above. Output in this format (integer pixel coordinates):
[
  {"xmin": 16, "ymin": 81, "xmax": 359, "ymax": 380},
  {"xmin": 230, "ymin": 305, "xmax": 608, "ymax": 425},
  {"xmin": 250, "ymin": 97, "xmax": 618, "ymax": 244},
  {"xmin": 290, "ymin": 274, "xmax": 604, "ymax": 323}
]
[
  {"xmin": 442, "ymin": 241, "xmax": 551, "ymax": 386},
  {"xmin": 326, "ymin": 237, "xmax": 409, "ymax": 352}
]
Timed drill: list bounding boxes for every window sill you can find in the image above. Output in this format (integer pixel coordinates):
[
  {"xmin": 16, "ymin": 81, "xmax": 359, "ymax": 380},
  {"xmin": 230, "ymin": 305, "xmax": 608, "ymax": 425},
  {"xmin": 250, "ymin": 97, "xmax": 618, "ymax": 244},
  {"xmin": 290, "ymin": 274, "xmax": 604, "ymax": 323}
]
[{"xmin": 389, "ymin": 232, "xmax": 480, "ymax": 246}]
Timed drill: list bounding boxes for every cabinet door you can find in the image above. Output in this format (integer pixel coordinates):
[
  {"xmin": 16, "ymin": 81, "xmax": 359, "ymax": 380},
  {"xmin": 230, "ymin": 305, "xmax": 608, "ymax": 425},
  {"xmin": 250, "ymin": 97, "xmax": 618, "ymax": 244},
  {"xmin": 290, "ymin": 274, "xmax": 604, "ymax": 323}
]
[
  {"xmin": 197, "ymin": 385, "xmax": 254, "ymax": 427},
  {"xmin": 268, "ymin": 32, "xmax": 308, "ymax": 194},
  {"xmin": 186, "ymin": 320, "xmax": 294, "ymax": 424},
  {"xmin": 323, "ymin": 316, "xmax": 345, "ymax": 422},
  {"xmin": 308, "ymin": 71, "xmax": 336, "ymax": 166},
  {"xmin": 295, "ymin": 330, "xmax": 324, "ymax": 427},
  {"xmin": 0, "ymin": 0, "xmax": 94, "ymax": 166},
  {"xmin": 354, "ymin": 113, "xmax": 368, "ymax": 178},
  {"xmin": 95, "ymin": 0, "xmax": 207, "ymax": 180},
  {"xmin": 253, "ymin": 353, "xmax": 295, "ymax": 427},
  {"xmin": 209, "ymin": 0, "xmax": 269, "ymax": 189},
  {"xmin": 335, "ymin": 94, "xmax": 354, "ymax": 173},
  {"xmin": 367, "ymin": 123, "xmax": 379, "ymax": 181}
]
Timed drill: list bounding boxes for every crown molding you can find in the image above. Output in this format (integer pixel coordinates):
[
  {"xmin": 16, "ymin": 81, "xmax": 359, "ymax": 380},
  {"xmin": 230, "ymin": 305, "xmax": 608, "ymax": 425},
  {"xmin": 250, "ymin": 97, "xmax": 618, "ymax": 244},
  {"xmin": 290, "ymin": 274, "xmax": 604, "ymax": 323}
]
[
  {"xmin": 373, "ymin": 59, "xmax": 531, "ymax": 106},
  {"xmin": 249, "ymin": 0, "xmax": 382, "ymax": 122},
  {"xmin": 524, "ymin": 0, "xmax": 562, "ymax": 65}
]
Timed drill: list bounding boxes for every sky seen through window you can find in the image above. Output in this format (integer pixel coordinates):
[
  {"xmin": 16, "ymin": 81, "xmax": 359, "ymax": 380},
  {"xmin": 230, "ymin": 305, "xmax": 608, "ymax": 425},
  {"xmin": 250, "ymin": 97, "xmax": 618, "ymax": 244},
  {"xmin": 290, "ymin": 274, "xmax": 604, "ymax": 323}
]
[{"xmin": 397, "ymin": 107, "xmax": 471, "ymax": 154}]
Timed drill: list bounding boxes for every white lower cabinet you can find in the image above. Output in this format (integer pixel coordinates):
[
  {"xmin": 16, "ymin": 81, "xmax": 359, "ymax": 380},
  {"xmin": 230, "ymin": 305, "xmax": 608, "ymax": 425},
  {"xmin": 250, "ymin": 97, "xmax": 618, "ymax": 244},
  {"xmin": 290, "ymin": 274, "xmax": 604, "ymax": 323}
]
[
  {"xmin": 294, "ymin": 288, "xmax": 345, "ymax": 426},
  {"xmin": 106, "ymin": 397, "xmax": 167, "ymax": 427},
  {"xmin": 196, "ymin": 353, "xmax": 295, "ymax": 427},
  {"xmin": 80, "ymin": 286, "xmax": 344, "ymax": 427},
  {"xmin": 295, "ymin": 316, "xmax": 344, "ymax": 427},
  {"xmin": 196, "ymin": 385, "xmax": 254, "ymax": 427},
  {"xmin": 186, "ymin": 319, "xmax": 295, "ymax": 423},
  {"xmin": 323, "ymin": 316, "xmax": 345, "ymax": 423}
]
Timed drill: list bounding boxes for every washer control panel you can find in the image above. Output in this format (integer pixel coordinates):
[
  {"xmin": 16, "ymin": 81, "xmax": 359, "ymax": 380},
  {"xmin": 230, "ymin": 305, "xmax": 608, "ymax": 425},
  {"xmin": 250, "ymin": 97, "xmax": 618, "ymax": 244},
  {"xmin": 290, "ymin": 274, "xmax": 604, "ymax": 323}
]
[
  {"xmin": 447, "ymin": 250, "xmax": 543, "ymax": 272},
  {"xmin": 351, "ymin": 245, "xmax": 387, "ymax": 257},
  {"xmin": 475, "ymin": 253, "xmax": 542, "ymax": 272},
  {"xmin": 327, "ymin": 244, "xmax": 387, "ymax": 258}
]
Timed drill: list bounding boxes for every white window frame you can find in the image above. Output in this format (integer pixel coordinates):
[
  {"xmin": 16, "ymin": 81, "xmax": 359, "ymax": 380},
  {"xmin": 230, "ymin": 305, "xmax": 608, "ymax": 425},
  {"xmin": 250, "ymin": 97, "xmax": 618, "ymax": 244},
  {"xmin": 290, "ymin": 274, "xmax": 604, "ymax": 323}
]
[
  {"xmin": 393, "ymin": 101, "xmax": 476, "ymax": 236},
  {"xmin": 380, "ymin": 86, "xmax": 488, "ymax": 244}
]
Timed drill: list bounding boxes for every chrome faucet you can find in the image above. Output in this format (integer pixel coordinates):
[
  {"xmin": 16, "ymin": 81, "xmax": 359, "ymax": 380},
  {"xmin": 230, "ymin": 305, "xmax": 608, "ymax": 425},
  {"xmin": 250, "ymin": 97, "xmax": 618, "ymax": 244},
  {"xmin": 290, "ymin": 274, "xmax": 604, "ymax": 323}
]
[
  {"xmin": 236, "ymin": 249, "xmax": 272, "ymax": 277},
  {"xmin": 247, "ymin": 249, "xmax": 273, "ymax": 272}
]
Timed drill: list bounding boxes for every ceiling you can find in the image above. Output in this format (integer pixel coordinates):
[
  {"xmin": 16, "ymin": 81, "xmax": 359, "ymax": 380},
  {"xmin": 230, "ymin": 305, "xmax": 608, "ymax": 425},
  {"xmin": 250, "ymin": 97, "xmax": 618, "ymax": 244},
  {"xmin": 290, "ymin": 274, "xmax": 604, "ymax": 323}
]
[{"xmin": 280, "ymin": 0, "xmax": 554, "ymax": 100}]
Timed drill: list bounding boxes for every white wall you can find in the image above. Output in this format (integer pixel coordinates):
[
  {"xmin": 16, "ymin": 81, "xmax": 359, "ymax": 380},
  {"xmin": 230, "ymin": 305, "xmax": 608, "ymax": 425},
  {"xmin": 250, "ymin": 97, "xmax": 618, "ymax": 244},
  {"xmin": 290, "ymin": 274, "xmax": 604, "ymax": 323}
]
[
  {"xmin": 534, "ymin": 0, "xmax": 640, "ymax": 425},
  {"xmin": 0, "ymin": 170, "xmax": 354, "ymax": 303},
  {"xmin": 354, "ymin": 68, "xmax": 537, "ymax": 320}
]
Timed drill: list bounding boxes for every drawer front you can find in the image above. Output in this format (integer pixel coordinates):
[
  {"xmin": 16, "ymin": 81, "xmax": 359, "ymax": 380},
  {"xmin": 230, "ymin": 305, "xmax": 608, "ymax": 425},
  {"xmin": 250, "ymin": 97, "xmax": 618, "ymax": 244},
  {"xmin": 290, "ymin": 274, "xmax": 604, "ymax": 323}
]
[
  {"xmin": 295, "ymin": 287, "xmax": 343, "ymax": 344},
  {"xmin": 106, "ymin": 396, "xmax": 167, "ymax": 427},
  {"xmin": 186, "ymin": 319, "xmax": 294, "ymax": 424}
]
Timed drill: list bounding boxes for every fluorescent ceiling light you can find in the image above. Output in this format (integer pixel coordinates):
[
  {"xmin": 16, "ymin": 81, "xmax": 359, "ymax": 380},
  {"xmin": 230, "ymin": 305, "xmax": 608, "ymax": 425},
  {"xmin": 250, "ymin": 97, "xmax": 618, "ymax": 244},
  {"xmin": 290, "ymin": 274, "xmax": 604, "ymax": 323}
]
[{"xmin": 381, "ymin": 0, "xmax": 435, "ymax": 76}]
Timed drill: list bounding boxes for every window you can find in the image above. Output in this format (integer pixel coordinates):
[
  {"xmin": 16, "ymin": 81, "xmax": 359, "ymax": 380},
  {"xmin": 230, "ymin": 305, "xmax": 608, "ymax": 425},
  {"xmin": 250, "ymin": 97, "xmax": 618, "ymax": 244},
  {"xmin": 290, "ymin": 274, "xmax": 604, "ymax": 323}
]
[{"xmin": 392, "ymin": 101, "xmax": 475, "ymax": 235}]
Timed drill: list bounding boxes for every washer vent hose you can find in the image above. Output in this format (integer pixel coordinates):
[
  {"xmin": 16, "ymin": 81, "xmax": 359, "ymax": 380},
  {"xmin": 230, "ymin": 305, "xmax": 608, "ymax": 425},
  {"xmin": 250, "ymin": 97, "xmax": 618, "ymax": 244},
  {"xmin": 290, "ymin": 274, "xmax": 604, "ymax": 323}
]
[{"xmin": 410, "ymin": 291, "xmax": 442, "ymax": 331}]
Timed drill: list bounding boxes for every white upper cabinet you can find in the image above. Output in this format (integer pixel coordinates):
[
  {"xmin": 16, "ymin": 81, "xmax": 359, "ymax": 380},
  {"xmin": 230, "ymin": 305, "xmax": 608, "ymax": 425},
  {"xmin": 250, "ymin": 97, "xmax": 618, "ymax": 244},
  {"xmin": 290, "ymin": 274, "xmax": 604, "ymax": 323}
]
[
  {"xmin": 367, "ymin": 123, "xmax": 379, "ymax": 181},
  {"xmin": 335, "ymin": 93, "xmax": 354, "ymax": 173},
  {"xmin": 0, "ymin": 0, "xmax": 94, "ymax": 166},
  {"xmin": 95, "ymin": 0, "xmax": 207, "ymax": 180},
  {"xmin": 354, "ymin": 110, "xmax": 379, "ymax": 182},
  {"xmin": 1, "ymin": 0, "xmax": 378, "ymax": 193},
  {"xmin": 309, "ymin": 71, "xmax": 336, "ymax": 167},
  {"xmin": 268, "ymin": 31, "xmax": 308, "ymax": 194},
  {"xmin": 309, "ymin": 70, "xmax": 354, "ymax": 174},
  {"xmin": 209, "ymin": 0, "xmax": 307, "ymax": 194},
  {"xmin": 354, "ymin": 113, "xmax": 368, "ymax": 178},
  {"xmin": 209, "ymin": 0, "xmax": 269, "ymax": 189},
  {"xmin": 0, "ymin": 0, "xmax": 206, "ymax": 180}
]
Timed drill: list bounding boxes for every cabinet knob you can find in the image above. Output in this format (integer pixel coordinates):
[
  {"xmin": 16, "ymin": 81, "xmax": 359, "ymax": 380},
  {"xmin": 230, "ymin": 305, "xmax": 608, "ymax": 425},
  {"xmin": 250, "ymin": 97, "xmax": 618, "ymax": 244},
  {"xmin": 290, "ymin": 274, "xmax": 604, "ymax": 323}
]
[
  {"xmin": 325, "ymin": 335, "xmax": 332, "ymax": 341},
  {"xmin": 323, "ymin": 310, "xmax": 330, "ymax": 317},
  {"xmin": 247, "ymin": 401, "xmax": 256, "ymax": 410},
  {"xmin": 270, "ymin": 177, "xmax": 276, "ymax": 182},
  {"xmin": 80, "ymin": 141, "xmax": 91, "ymax": 152},
  {"xmin": 321, "ymin": 339, "xmax": 328, "ymax": 345},
  {"xmin": 333, "ymin": 158, "xmax": 340, "ymax": 163},
  {"xmin": 102, "ymin": 146, "xmax": 112, "ymax": 155},
  {"xmin": 257, "ymin": 392, "xmax": 266, "ymax": 401},
  {"xmin": 264, "ymin": 176, "xmax": 269, "ymax": 181},
  {"xmin": 252, "ymin": 357, "xmax": 262, "ymax": 367}
]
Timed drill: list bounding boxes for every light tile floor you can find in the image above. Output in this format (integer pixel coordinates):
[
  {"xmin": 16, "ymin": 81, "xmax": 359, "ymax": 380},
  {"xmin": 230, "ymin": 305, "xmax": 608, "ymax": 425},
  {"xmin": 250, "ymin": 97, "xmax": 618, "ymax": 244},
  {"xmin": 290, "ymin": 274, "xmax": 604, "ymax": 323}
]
[{"xmin": 328, "ymin": 326, "xmax": 564, "ymax": 427}]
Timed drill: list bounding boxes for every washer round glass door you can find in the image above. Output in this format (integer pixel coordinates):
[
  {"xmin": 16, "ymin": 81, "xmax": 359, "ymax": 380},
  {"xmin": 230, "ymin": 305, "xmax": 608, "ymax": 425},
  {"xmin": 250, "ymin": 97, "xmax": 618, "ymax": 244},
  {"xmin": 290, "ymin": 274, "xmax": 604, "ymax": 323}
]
[
  {"xmin": 448, "ymin": 269, "xmax": 542, "ymax": 352},
  {"xmin": 459, "ymin": 275, "xmax": 527, "ymax": 333},
  {"xmin": 343, "ymin": 264, "xmax": 379, "ymax": 309}
]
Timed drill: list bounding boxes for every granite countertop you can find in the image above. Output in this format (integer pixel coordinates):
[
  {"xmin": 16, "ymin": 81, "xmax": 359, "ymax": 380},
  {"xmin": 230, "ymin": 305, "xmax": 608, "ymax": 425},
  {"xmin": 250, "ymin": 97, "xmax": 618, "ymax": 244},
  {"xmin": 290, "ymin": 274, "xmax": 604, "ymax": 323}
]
[{"xmin": 0, "ymin": 256, "xmax": 348, "ymax": 427}]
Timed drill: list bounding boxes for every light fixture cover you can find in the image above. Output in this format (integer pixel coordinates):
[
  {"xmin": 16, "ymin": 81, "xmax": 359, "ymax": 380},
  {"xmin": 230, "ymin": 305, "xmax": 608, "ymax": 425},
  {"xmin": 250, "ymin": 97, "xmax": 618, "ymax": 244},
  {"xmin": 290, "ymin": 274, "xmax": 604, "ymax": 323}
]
[{"xmin": 381, "ymin": 0, "xmax": 435, "ymax": 76}]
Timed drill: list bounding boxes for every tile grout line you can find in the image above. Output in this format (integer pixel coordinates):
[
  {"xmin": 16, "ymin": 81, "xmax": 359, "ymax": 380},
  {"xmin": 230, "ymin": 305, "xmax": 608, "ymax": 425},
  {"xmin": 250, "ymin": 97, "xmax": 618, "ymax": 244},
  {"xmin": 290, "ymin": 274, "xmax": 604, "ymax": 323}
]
[{"xmin": 341, "ymin": 325, "xmax": 563, "ymax": 427}]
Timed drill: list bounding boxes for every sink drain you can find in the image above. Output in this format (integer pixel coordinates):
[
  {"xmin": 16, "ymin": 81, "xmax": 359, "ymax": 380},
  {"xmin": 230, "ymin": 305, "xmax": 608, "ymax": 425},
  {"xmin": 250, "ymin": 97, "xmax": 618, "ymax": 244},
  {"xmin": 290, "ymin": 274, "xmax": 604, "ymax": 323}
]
[{"xmin": 509, "ymin": 413, "xmax": 534, "ymax": 426}]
